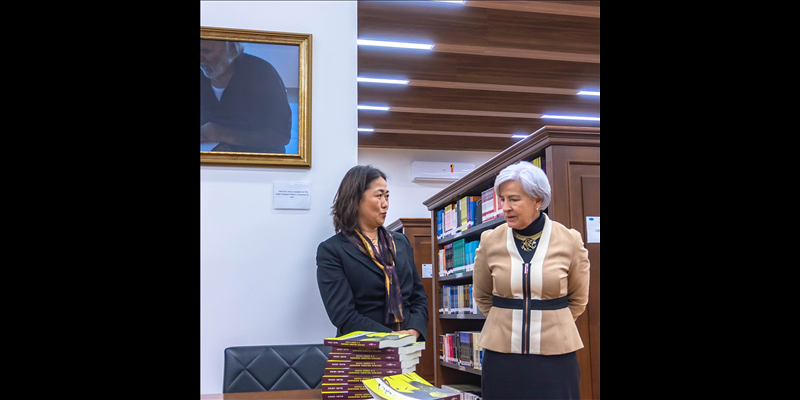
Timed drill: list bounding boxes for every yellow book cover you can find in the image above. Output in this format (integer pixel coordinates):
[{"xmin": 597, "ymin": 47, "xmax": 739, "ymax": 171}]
[
  {"xmin": 459, "ymin": 197, "xmax": 468, "ymax": 231},
  {"xmin": 363, "ymin": 372, "xmax": 462, "ymax": 400}
]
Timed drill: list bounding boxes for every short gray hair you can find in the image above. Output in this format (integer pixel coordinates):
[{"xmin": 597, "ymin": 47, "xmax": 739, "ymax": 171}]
[
  {"xmin": 494, "ymin": 161, "xmax": 551, "ymax": 210},
  {"xmin": 226, "ymin": 41, "xmax": 244, "ymax": 59}
]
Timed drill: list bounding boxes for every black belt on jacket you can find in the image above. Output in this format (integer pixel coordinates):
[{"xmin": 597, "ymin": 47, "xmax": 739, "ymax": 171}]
[{"xmin": 492, "ymin": 295, "xmax": 569, "ymax": 311}]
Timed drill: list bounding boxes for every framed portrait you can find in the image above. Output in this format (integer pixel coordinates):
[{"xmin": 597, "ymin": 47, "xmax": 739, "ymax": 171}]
[{"xmin": 201, "ymin": 27, "xmax": 312, "ymax": 167}]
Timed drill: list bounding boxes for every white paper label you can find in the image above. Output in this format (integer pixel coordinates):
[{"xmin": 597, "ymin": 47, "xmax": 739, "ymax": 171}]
[
  {"xmin": 274, "ymin": 181, "xmax": 311, "ymax": 210},
  {"xmin": 422, "ymin": 264, "xmax": 433, "ymax": 278},
  {"xmin": 586, "ymin": 216, "xmax": 600, "ymax": 243}
]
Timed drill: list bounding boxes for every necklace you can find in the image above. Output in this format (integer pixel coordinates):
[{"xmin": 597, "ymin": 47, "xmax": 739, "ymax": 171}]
[{"xmin": 513, "ymin": 231, "xmax": 542, "ymax": 252}]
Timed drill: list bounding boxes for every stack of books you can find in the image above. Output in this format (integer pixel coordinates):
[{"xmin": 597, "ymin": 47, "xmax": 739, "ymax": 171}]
[
  {"xmin": 363, "ymin": 372, "xmax": 462, "ymax": 400},
  {"xmin": 322, "ymin": 331, "xmax": 426, "ymax": 400}
]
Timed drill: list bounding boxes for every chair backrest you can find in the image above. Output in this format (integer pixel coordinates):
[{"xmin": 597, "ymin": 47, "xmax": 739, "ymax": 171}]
[{"xmin": 223, "ymin": 344, "xmax": 331, "ymax": 393}]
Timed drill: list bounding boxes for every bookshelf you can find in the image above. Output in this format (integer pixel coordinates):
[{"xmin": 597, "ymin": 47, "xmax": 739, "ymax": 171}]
[{"xmin": 423, "ymin": 125, "xmax": 600, "ymax": 398}]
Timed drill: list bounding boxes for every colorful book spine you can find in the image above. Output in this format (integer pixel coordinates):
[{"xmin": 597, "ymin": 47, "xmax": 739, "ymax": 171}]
[
  {"xmin": 322, "ymin": 375, "xmax": 374, "ymax": 384},
  {"xmin": 459, "ymin": 196, "xmax": 468, "ymax": 231},
  {"xmin": 326, "ymin": 359, "xmax": 418, "ymax": 369},
  {"xmin": 324, "ymin": 367, "xmax": 413, "ymax": 375},
  {"xmin": 328, "ymin": 352, "xmax": 418, "ymax": 362},
  {"xmin": 469, "ymin": 196, "xmax": 482, "ymax": 227},
  {"xmin": 439, "ymin": 331, "xmax": 483, "ymax": 370},
  {"xmin": 436, "ymin": 209, "xmax": 443, "ymax": 240},
  {"xmin": 321, "ymin": 392, "xmax": 373, "ymax": 400},
  {"xmin": 481, "ymin": 187, "xmax": 495, "ymax": 222}
]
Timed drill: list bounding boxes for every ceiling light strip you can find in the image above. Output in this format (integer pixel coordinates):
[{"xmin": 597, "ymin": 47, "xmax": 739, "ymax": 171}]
[
  {"xmin": 540, "ymin": 115, "xmax": 599, "ymax": 121},
  {"xmin": 357, "ymin": 105, "xmax": 390, "ymax": 111},
  {"xmin": 357, "ymin": 39, "xmax": 434, "ymax": 50},
  {"xmin": 366, "ymin": 128, "xmax": 515, "ymax": 138},
  {"xmin": 358, "ymin": 77, "xmax": 409, "ymax": 85}
]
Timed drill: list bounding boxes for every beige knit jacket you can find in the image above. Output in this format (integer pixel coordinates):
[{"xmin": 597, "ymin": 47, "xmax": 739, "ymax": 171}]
[{"xmin": 472, "ymin": 214, "xmax": 590, "ymax": 355}]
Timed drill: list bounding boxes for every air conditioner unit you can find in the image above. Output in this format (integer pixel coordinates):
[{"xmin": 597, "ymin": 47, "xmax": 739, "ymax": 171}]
[{"xmin": 411, "ymin": 161, "xmax": 475, "ymax": 183}]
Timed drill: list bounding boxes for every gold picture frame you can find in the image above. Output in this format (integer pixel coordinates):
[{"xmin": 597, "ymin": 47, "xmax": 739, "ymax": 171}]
[{"xmin": 201, "ymin": 26, "xmax": 311, "ymax": 167}]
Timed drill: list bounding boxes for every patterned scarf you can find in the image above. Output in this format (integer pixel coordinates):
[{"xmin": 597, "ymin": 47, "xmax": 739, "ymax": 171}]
[{"xmin": 346, "ymin": 226, "xmax": 405, "ymax": 327}]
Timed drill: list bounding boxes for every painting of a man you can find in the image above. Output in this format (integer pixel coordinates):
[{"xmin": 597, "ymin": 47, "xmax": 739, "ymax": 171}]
[{"xmin": 200, "ymin": 39, "xmax": 292, "ymax": 154}]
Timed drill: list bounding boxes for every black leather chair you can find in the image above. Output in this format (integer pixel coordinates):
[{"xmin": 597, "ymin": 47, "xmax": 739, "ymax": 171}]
[{"xmin": 223, "ymin": 344, "xmax": 331, "ymax": 393}]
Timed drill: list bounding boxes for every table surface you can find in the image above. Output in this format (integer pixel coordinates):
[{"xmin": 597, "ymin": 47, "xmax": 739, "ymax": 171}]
[{"xmin": 201, "ymin": 389, "xmax": 330, "ymax": 400}]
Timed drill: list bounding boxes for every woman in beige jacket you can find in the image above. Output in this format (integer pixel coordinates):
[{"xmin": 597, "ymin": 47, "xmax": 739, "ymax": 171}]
[{"xmin": 473, "ymin": 161, "xmax": 590, "ymax": 400}]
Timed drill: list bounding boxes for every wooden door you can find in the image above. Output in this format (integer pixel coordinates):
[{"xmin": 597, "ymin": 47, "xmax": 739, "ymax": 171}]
[
  {"xmin": 547, "ymin": 145, "xmax": 600, "ymax": 399},
  {"xmin": 388, "ymin": 218, "xmax": 435, "ymax": 384}
]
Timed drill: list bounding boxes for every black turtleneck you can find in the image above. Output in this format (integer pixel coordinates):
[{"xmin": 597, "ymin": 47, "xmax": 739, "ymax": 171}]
[{"xmin": 512, "ymin": 212, "xmax": 545, "ymax": 263}]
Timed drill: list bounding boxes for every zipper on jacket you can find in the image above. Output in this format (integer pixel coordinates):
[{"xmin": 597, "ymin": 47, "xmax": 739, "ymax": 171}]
[{"xmin": 523, "ymin": 262, "xmax": 530, "ymax": 354}]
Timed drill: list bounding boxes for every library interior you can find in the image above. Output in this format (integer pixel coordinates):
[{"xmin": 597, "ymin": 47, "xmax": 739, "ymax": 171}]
[{"xmin": 201, "ymin": 1, "xmax": 599, "ymax": 399}]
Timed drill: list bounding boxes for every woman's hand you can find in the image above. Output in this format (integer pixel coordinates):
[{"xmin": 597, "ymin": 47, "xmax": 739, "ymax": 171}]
[{"xmin": 393, "ymin": 329, "xmax": 420, "ymax": 339}]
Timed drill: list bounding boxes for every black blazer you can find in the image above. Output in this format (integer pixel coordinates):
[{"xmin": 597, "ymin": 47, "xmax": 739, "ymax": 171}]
[{"xmin": 316, "ymin": 230, "xmax": 428, "ymax": 342}]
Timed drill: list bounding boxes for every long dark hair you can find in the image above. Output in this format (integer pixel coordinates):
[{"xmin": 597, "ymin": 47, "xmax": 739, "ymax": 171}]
[{"xmin": 332, "ymin": 165, "xmax": 387, "ymax": 234}]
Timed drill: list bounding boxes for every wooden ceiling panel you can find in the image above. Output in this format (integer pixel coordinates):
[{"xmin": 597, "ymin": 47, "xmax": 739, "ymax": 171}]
[
  {"xmin": 358, "ymin": 131, "xmax": 517, "ymax": 152},
  {"xmin": 358, "ymin": 84, "xmax": 600, "ymax": 115},
  {"xmin": 358, "ymin": 51, "xmax": 600, "ymax": 92},
  {"xmin": 358, "ymin": 111, "xmax": 599, "ymax": 136},
  {"xmin": 357, "ymin": 1, "xmax": 600, "ymax": 151},
  {"xmin": 358, "ymin": 1, "xmax": 600, "ymax": 55}
]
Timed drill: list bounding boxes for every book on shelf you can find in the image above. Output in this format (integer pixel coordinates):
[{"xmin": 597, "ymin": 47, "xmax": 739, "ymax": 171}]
[
  {"xmin": 439, "ymin": 239, "xmax": 479, "ymax": 277},
  {"xmin": 439, "ymin": 284, "xmax": 479, "ymax": 315},
  {"xmin": 363, "ymin": 372, "xmax": 462, "ymax": 400},
  {"xmin": 468, "ymin": 196, "xmax": 482, "ymax": 228},
  {"xmin": 492, "ymin": 187, "xmax": 504, "ymax": 219},
  {"xmin": 452, "ymin": 239, "xmax": 465, "ymax": 274},
  {"xmin": 436, "ymin": 209, "xmax": 443, "ymax": 240},
  {"xmin": 436, "ymin": 195, "xmax": 490, "ymax": 242},
  {"xmin": 531, "ymin": 155, "xmax": 545, "ymax": 173},
  {"xmin": 481, "ymin": 187, "xmax": 495, "ymax": 223},
  {"xmin": 324, "ymin": 331, "xmax": 416, "ymax": 349},
  {"xmin": 439, "ymin": 331, "xmax": 483, "ymax": 370},
  {"xmin": 458, "ymin": 197, "xmax": 467, "ymax": 232}
]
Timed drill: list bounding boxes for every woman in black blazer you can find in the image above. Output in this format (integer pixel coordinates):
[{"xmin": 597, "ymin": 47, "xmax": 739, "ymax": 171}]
[{"xmin": 316, "ymin": 165, "xmax": 428, "ymax": 341}]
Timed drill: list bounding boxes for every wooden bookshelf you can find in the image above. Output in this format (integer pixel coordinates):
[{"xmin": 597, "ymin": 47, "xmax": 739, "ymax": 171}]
[{"xmin": 423, "ymin": 125, "xmax": 600, "ymax": 399}]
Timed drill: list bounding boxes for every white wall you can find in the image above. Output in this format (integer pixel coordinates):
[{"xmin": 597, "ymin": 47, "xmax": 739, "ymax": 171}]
[
  {"xmin": 200, "ymin": 1, "xmax": 357, "ymax": 394},
  {"xmin": 358, "ymin": 148, "xmax": 499, "ymax": 224}
]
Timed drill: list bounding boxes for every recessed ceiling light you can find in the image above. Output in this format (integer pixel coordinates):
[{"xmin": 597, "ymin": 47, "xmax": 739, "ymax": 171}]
[
  {"xmin": 541, "ymin": 115, "xmax": 600, "ymax": 121},
  {"xmin": 577, "ymin": 91, "xmax": 600, "ymax": 96},
  {"xmin": 357, "ymin": 105, "xmax": 390, "ymax": 111},
  {"xmin": 432, "ymin": 0, "xmax": 466, "ymax": 3},
  {"xmin": 511, "ymin": 134, "xmax": 528, "ymax": 139},
  {"xmin": 357, "ymin": 39, "xmax": 434, "ymax": 50},
  {"xmin": 357, "ymin": 77, "xmax": 409, "ymax": 85},
  {"xmin": 357, "ymin": 128, "xmax": 375, "ymax": 132}
]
